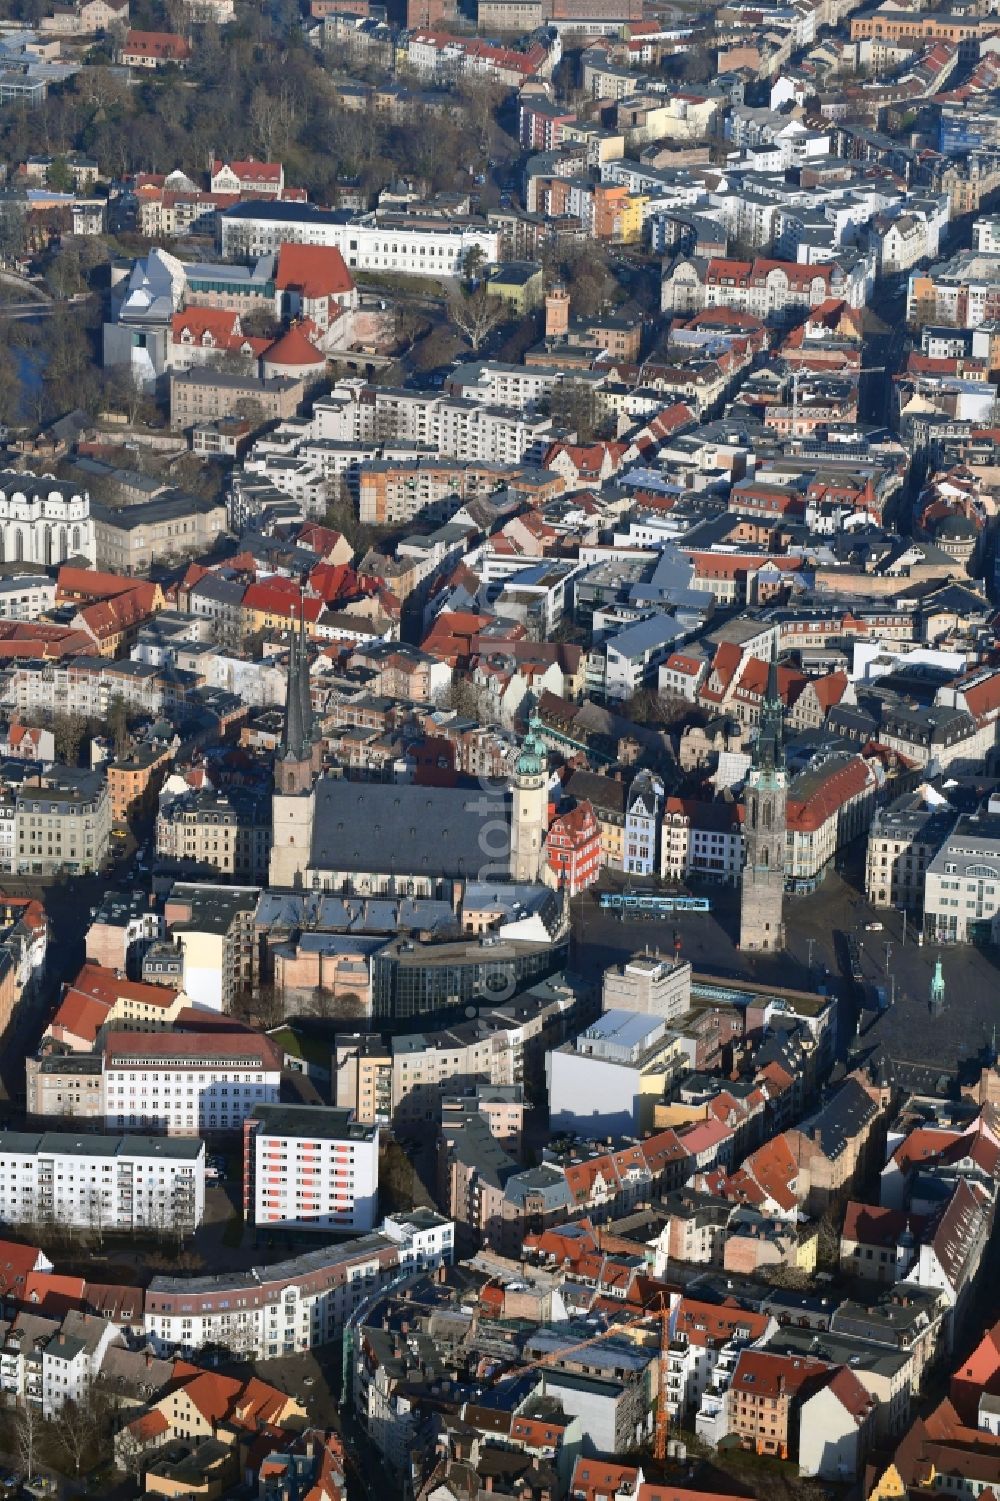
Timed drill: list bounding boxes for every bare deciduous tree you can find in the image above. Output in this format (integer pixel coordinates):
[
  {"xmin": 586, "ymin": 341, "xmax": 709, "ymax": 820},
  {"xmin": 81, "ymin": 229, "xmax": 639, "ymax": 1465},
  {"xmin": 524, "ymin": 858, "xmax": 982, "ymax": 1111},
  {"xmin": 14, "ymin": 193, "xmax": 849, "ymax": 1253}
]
[
  {"xmin": 15, "ymin": 1399, "xmax": 48, "ymax": 1478},
  {"xmin": 57, "ymin": 1393, "xmax": 104, "ymax": 1478},
  {"xmin": 446, "ymin": 286, "xmax": 505, "ymax": 353}
]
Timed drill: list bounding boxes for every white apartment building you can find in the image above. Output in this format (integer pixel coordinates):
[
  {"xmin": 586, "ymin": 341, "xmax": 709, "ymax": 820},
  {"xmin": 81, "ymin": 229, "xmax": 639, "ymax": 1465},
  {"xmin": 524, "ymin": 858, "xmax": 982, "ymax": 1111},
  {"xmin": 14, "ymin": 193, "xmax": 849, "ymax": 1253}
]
[
  {"xmin": 449, "ymin": 360, "xmax": 608, "ymax": 411},
  {"xmin": 0, "ymin": 576, "xmax": 56, "ymax": 620},
  {"xmin": 0, "ymin": 1131, "xmax": 206, "ymax": 1232},
  {"xmin": 101, "ymin": 1031, "xmax": 282, "ymax": 1135},
  {"xmin": 246, "ymin": 1104, "xmax": 380, "ymax": 1234},
  {"xmin": 379, "ymin": 1208, "xmax": 455, "ymax": 1270},
  {"xmin": 142, "ymin": 1211, "xmax": 454, "ymax": 1358},
  {"xmin": 221, "ymin": 203, "xmax": 498, "ymax": 276},
  {"xmin": 5, "ymin": 659, "xmax": 170, "ymax": 721},
  {"xmin": 2, "ymin": 1309, "xmax": 123, "ymax": 1418},
  {"xmin": 308, "ymin": 382, "xmax": 553, "ymax": 465},
  {"xmin": 973, "ymin": 216, "xmax": 1000, "ymax": 254}
]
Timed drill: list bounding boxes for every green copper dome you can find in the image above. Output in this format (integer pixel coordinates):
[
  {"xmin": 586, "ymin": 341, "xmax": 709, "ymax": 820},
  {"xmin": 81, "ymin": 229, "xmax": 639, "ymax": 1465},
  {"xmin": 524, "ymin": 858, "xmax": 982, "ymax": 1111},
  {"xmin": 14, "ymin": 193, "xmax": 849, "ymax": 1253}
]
[{"xmin": 515, "ymin": 713, "xmax": 546, "ymax": 778}]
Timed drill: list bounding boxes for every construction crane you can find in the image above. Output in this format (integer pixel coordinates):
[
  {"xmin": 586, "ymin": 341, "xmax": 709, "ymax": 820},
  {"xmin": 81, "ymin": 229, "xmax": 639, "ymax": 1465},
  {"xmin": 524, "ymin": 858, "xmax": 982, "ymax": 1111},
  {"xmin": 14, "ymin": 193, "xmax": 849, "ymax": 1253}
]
[
  {"xmin": 357, "ymin": 1280, "xmax": 676, "ymax": 1455},
  {"xmin": 476, "ymin": 1294, "xmax": 677, "ymax": 1460}
]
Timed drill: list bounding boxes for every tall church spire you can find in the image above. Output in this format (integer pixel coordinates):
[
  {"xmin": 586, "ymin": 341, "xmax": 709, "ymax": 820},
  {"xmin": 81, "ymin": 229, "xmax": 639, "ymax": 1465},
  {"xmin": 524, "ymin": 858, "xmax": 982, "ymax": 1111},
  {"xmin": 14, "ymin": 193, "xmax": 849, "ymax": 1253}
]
[
  {"xmin": 739, "ymin": 652, "xmax": 787, "ymax": 953},
  {"xmin": 276, "ymin": 601, "xmax": 313, "ymax": 795},
  {"xmin": 281, "ymin": 609, "xmax": 304, "ymax": 761},
  {"xmin": 297, "ymin": 597, "xmax": 314, "ymax": 754},
  {"xmin": 754, "ymin": 657, "xmax": 784, "ymax": 777}
]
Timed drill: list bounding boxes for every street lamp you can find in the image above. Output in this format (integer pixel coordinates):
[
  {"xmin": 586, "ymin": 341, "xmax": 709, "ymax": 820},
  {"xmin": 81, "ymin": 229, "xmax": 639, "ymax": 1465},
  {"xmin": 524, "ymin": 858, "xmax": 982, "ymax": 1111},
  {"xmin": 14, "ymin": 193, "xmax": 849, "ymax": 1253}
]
[{"xmin": 884, "ymin": 940, "xmax": 892, "ymax": 972}]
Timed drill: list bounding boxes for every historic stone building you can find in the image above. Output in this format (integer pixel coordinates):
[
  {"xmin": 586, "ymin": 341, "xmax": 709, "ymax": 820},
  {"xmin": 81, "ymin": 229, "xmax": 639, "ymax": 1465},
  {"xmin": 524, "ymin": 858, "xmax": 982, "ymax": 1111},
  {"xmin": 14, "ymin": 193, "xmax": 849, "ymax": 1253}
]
[
  {"xmin": 0, "ymin": 473, "xmax": 96, "ymax": 567},
  {"xmin": 269, "ymin": 608, "xmax": 323, "ymax": 889},
  {"xmin": 739, "ymin": 658, "xmax": 787, "ymax": 951},
  {"xmin": 509, "ymin": 714, "xmax": 548, "ymax": 883}
]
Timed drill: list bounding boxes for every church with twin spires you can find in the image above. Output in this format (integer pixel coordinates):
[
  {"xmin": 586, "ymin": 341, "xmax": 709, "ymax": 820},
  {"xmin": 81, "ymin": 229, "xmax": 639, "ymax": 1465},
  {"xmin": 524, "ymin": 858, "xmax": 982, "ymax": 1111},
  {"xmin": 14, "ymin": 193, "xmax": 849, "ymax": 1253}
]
[{"xmin": 269, "ymin": 625, "xmax": 549, "ymax": 896}]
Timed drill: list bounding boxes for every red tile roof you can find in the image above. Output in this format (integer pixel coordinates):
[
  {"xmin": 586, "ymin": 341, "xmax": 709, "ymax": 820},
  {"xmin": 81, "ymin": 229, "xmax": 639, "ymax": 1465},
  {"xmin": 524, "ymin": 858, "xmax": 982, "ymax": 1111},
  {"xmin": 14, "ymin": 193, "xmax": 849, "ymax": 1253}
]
[
  {"xmin": 276, "ymin": 242, "xmax": 354, "ymax": 299},
  {"xmin": 104, "ymin": 1030, "xmax": 282, "ymax": 1068},
  {"xmin": 571, "ymin": 1459, "xmax": 642, "ymax": 1501},
  {"xmin": 264, "ymin": 324, "xmax": 326, "ymax": 368},
  {"xmin": 732, "ymin": 1348, "xmax": 830, "ymax": 1399},
  {"xmin": 212, "ymin": 158, "xmax": 282, "ymax": 183},
  {"xmin": 675, "ymin": 1296, "xmax": 770, "ymax": 1348},
  {"xmin": 122, "ymin": 28, "xmax": 191, "ymax": 58}
]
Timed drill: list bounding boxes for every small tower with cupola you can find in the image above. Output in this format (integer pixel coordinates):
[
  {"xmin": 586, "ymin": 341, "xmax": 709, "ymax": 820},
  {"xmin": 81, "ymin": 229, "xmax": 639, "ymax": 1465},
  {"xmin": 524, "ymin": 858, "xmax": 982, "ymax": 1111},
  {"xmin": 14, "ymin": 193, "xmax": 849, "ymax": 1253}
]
[{"xmin": 510, "ymin": 714, "xmax": 548, "ymax": 883}]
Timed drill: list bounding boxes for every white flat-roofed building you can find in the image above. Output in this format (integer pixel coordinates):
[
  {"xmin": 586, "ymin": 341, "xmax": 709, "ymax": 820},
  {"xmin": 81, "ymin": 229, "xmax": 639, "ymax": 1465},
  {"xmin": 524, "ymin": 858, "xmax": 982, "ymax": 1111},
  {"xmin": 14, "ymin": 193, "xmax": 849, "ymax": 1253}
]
[
  {"xmin": 221, "ymin": 201, "xmax": 498, "ymax": 277},
  {"xmin": 0, "ymin": 576, "xmax": 57, "ymax": 620},
  {"xmin": 245, "ymin": 1104, "xmax": 380, "ymax": 1234},
  {"xmin": 0, "ymin": 1130, "xmax": 205, "ymax": 1232},
  {"xmin": 547, "ymin": 1008, "xmax": 680, "ymax": 1137},
  {"xmin": 101, "ymin": 1030, "xmax": 282, "ymax": 1135},
  {"xmin": 142, "ymin": 1212, "xmax": 454, "ymax": 1358},
  {"xmin": 924, "ymin": 813, "xmax": 1000, "ymax": 944}
]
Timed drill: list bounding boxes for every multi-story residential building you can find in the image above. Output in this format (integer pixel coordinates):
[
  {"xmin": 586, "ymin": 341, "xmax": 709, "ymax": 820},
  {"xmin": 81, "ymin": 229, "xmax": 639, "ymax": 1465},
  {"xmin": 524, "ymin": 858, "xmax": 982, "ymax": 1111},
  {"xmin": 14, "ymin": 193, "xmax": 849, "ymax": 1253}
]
[
  {"xmin": 107, "ymin": 741, "xmax": 174, "ymax": 830},
  {"xmin": 0, "ymin": 1130, "xmax": 205, "ymax": 1231},
  {"xmin": 142, "ymin": 1210, "xmax": 454, "ymax": 1357},
  {"xmin": 0, "ymin": 577, "xmax": 57, "ymax": 620},
  {"xmin": 662, "ymin": 255, "xmax": 870, "ymax": 319},
  {"xmin": 660, "ymin": 796, "xmax": 744, "ymax": 885},
  {"xmin": 85, "ymin": 890, "xmax": 163, "ymax": 973},
  {"xmin": 665, "ymin": 1297, "xmax": 774, "ymax": 1427},
  {"xmin": 5, "ymin": 657, "xmax": 173, "ymax": 721},
  {"xmin": 547, "ymin": 1009, "xmax": 685, "ymax": 1137},
  {"xmin": 25, "ymin": 1055, "xmax": 104, "ymax": 1124},
  {"xmin": 119, "ymin": 28, "xmax": 191, "ymax": 65},
  {"xmin": 730, "ymin": 1350, "xmax": 833, "ymax": 1459},
  {"xmin": 545, "ymin": 800, "xmax": 602, "ymax": 896},
  {"xmin": 335, "ymin": 977, "xmax": 581, "ymax": 1126},
  {"xmin": 866, "ymin": 797, "xmax": 954, "ymax": 911},
  {"xmin": 565, "ymin": 770, "xmax": 626, "ymax": 868},
  {"xmin": 358, "ymin": 459, "xmax": 530, "ymax": 527},
  {"xmin": 156, "ymin": 787, "xmax": 271, "ymax": 883},
  {"xmin": 924, "ymin": 814, "xmax": 1000, "ymax": 943},
  {"xmin": 161, "ymin": 883, "xmax": 259, "ymax": 1013},
  {"xmin": 210, "ymin": 157, "xmax": 285, "ymax": 196},
  {"xmin": 43, "ymin": 962, "xmax": 186, "ymax": 1050},
  {"xmin": 624, "ymin": 769, "xmax": 663, "ymax": 876},
  {"xmin": 602, "ymin": 954, "xmax": 692, "ymax": 1021},
  {"xmin": 101, "ymin": 1030, "xmax": 282, "ymax": 1135},
  {"xmin": 2, "ymin": 1306, "xmax": 123, "ymax": 1418},
  {"xmin": 14, "ymin": 768, "xmax": 111, "ymax": 876},
  {"xmin": 244, "ymin": 1104, "xmax": 379, "ymax": 1234},
  {"xmin": 785, "ymin": 753, "xmax": 878, "ymax": 893},
  {"xmin": 291, "ymin": 380, "xmax": 554, "ymax": 469},
  {"xmin": 878, "ymin": 703, "xmax": 994, "ymax": 772},
  {"xmin": 907, "ymin": 250, "xmax": 1000, "ymax": 329}
]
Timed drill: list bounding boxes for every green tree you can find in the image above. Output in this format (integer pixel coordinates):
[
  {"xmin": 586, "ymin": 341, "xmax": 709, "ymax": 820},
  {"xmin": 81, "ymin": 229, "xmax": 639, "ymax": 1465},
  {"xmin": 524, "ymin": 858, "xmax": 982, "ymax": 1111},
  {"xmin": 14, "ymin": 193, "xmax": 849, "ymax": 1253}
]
[
  {"xmin": 462, "ymin": 243, "xmax": 487, "ymax": 283},
  {"xmin": 107, "ymin": 694, "xmax": 130, "ymax": 761},
  {"xmin": 46, "ymin": 156, "xmax": 75, "ymax": 193}
]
